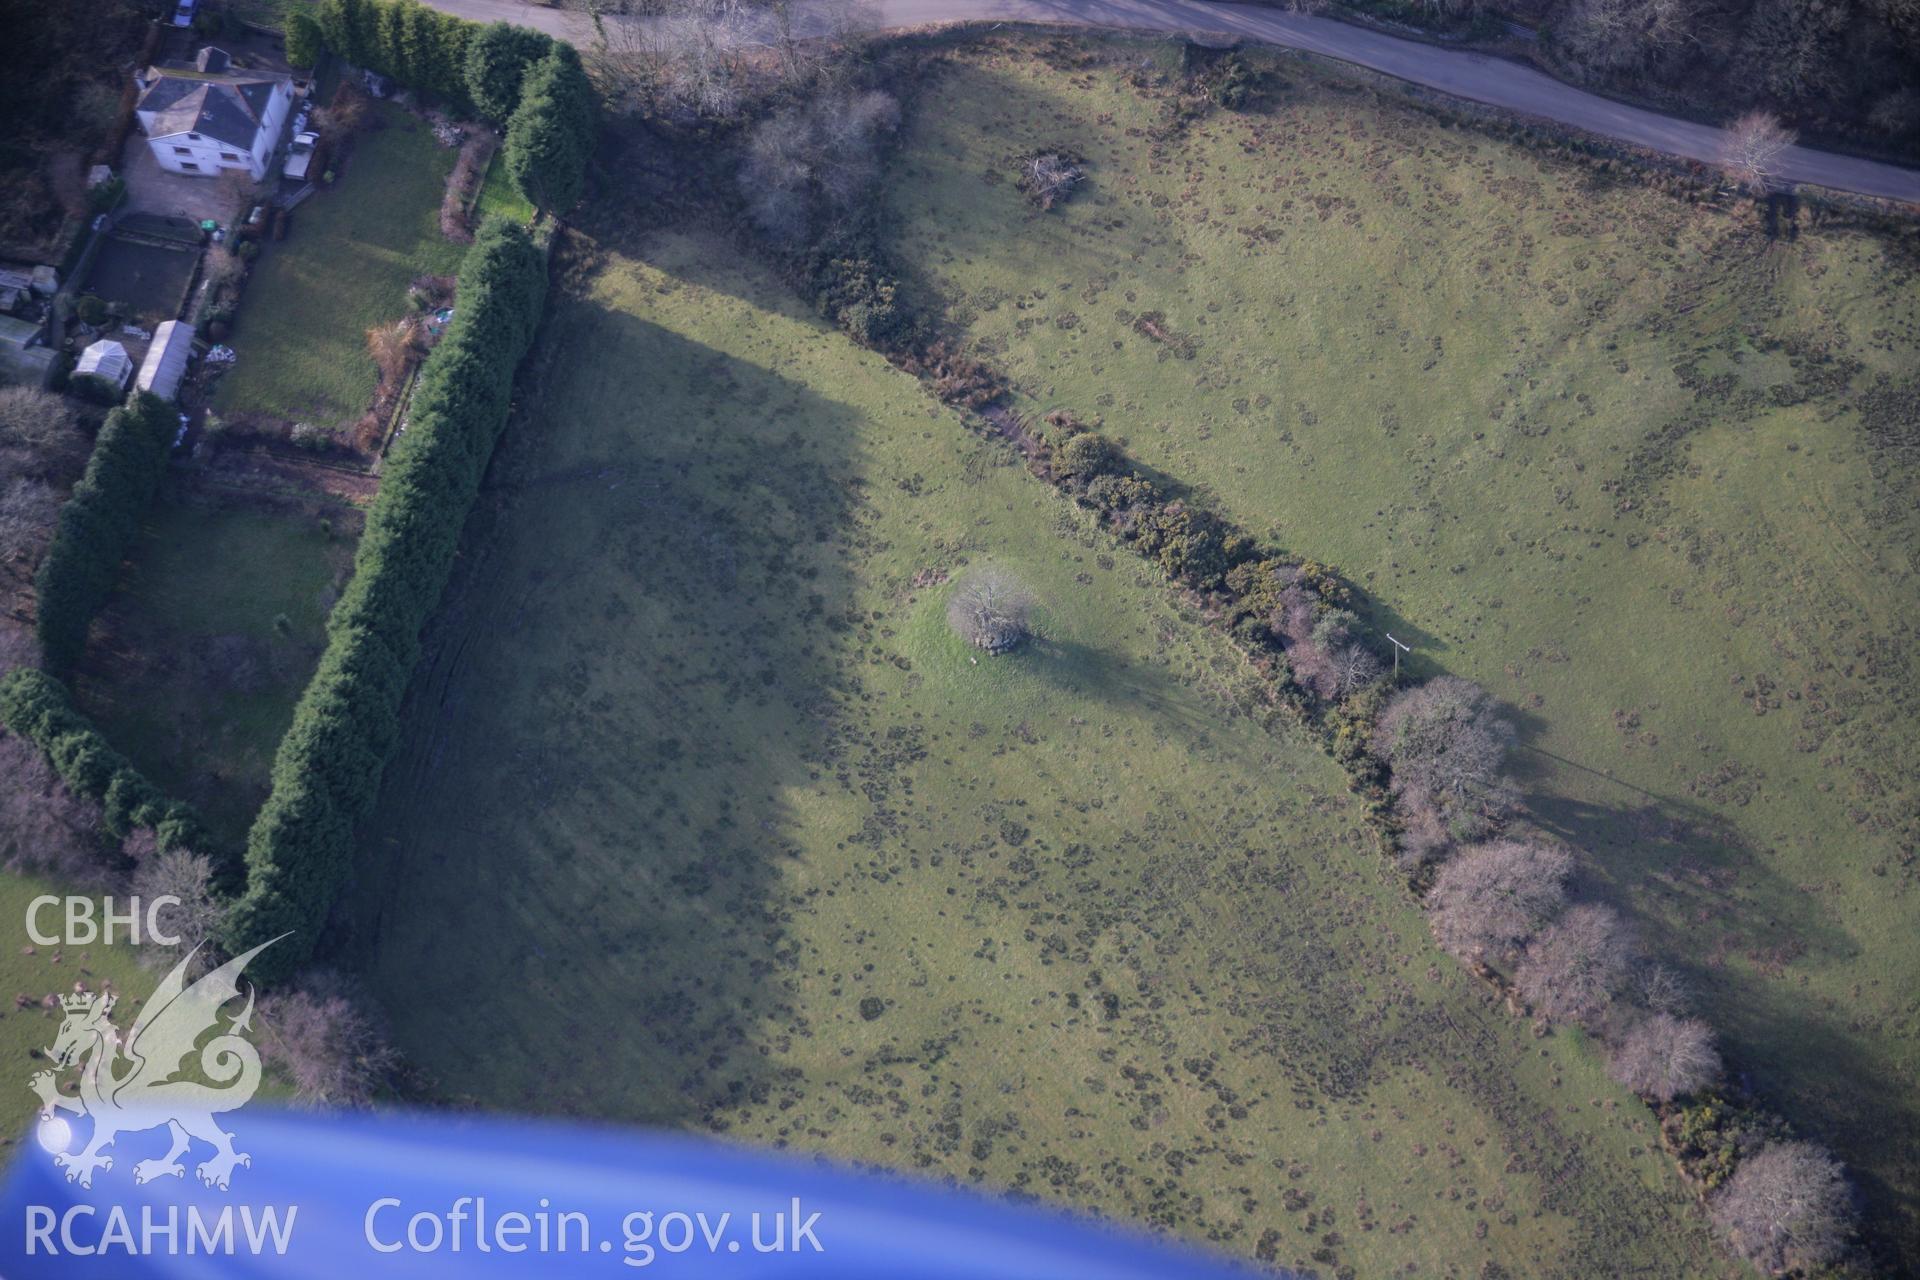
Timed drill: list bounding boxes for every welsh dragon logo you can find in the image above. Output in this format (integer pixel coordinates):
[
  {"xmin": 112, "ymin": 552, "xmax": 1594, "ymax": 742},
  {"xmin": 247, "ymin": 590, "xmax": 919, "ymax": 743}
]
[{"xmin": 28, "ymin": 939, "xmax": 276, "ymax": 1191}]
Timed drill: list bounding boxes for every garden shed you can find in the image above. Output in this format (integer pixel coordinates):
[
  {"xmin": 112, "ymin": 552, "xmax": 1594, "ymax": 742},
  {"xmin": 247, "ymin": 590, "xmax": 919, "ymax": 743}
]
[
  {"xmin": 137, "ymin": 319, "xmax": 194, "ymax": 401},
  {"xmin": 76, "ymin": 339, "xmax": 134, "ymax": 391}
]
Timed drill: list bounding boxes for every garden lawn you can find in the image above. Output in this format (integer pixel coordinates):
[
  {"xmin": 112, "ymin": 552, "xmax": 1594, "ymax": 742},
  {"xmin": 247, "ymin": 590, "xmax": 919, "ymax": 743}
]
[
  {"xmin": 881, "ymin": 33, "xmax": 1920, "ymax": 1264},
  {"xmin": 474, "ymin": 149, "xmax": 535, "ymax": 227},
  {"xmin": 350, "ymin": 227, "xmax": 1735, "ymax": 1277},
  {"xmin": 214, "ymin": 102, "xmax": 465, "ymax": 428},
  {"xmin": 73, "ymin": 485, "xmax": 358, "ymax": 849}
]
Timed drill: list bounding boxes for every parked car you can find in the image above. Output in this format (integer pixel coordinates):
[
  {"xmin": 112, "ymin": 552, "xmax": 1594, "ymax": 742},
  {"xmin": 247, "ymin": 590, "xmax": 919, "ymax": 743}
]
[
  {"xmin": 283, "ymin": 132, "xmax": 319, "ymax": 181},
  {"xmin": 172, "ymin": 0, "xmax": 196, "ymax": 27}
]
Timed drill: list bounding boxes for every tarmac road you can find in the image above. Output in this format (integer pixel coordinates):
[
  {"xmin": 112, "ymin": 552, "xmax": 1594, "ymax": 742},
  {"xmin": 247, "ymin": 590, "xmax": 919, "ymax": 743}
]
[{"xmin": 422, "ymin": 0, "xmax": 1920, "ymax": 202}]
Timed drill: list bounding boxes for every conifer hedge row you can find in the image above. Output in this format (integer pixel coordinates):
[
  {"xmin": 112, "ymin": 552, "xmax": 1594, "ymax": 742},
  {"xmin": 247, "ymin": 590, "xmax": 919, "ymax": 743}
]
[
  {"xmin": 224, "ymin": 220, "xmax": 549, "ymax": 979},
  {"xmin": 0, "ymin": 667, "xmax": 219, "ymax": 869},
  {"xmin": 311, "ymin": 0, "xmax": 594, "ymax": 211},
  {"xmin": 33, "ymin": 392, "xmax": 176, "ymax": 676}
]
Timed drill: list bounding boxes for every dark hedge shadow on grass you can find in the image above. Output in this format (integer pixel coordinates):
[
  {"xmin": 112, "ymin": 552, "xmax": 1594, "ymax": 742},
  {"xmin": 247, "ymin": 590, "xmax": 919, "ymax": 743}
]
[
  {"xmin": 341, "ymin": 288, "xmax": 870, "ymax": 1130},
  {"xmin": 1519, "ymin": 781, "xmax": 1920, "ymax": 1254}
]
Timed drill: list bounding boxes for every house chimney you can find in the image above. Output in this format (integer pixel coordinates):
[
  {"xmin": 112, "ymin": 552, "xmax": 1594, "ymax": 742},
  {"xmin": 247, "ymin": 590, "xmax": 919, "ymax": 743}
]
[{"xmin": 196, "ymin": 46, "xmax": 230, "ymax": 74}]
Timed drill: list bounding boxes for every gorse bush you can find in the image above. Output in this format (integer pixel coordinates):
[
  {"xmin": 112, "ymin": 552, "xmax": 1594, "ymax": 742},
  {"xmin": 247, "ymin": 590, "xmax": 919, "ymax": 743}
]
[
  {"xmin": 0, "ymin": 667, "xmax": 218, "ymax": 869},
  {"xmin": 34, "ymin": 392, "xmax": 175, "ymax": 676},
  {"xmin": 225, "ymin": 219, "xmax": 548, "ymax": 981}
]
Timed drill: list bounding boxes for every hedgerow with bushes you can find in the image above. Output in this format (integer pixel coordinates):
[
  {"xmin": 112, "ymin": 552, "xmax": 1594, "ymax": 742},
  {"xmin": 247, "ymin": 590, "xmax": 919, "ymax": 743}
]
[
  {"xmin": 741, "ymin": 44, "xmax": 1865, "ymax": 1268},
  {"xmin": 0, "ymin": 667, "xmax": 219, "ymax": 873},
  {"xmin": 33, "ymin": 391, "xmax": 176, "ymax": 677},
  {"xmin": 989, "ymin": 406, "xmax": 1864, "ymax": 1274},
  {"xmin": 224, "ymin": 218, "xmax": 548, "ymax": 982}
]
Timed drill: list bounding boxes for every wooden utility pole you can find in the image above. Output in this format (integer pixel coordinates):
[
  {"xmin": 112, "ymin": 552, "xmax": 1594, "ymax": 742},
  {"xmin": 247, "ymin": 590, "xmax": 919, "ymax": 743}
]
[{"xmin": 1386, "ymin": 632, "xmax": 1412, "ymax": 681}]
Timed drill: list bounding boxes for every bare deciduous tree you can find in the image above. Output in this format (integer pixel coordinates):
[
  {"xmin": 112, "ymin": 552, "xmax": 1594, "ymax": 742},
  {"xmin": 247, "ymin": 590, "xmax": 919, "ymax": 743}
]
[
  {"xmin": 0, "ymin": 731, "xmax": 111, "ymax": 888},
  {"xmin": 0, "ymin": 478, "xmax": 59, "ymax": 578},
  {"xmin": 1710, "ymin": 1141, "xmax": 1854, "ymax": 1274},
  {"xmin": 1721, "ymin": 110, "xmax": 1797, "ymax": 192},
  {"xmin": 1374, "ymin": 677, "xmax": 1517, "ymax": 862},
  {"xmin": 131, "ymin": 847, "xmax": 229, "ymax": 975},
  {"xmin": 948, "ymin": 567, "xmax": 1036, "ymax": 654},
  {"xmin": 739, "ymin": 90, "xmax": 899, "ymax": 243},
  {"xmin": 0, "ymin": 386, "xmax": 75, "ymax": 452},
  {"xmin": 1425, "ymin": 838, "xmax": 1573, "ymax": 962},
  {"xmin": 1556, "ymin": 0, "xmax": 1692, "ymax": 74},
  {"xmin": 1278, "ymin": 596, "xmax": 1379, "ymax": 702},
  {"xmin": 1515, "ymin": 902, "xmax": 1636, "ymax": 1025},
  {"xmin": 1609, "ymin": 1012, "xmax": 1720, "ymax": 1100},
  {"xmin": 259, "ymin": 973, "xmax": 398, "ymax": 1107},
  {"xmin": 0, "ymin": 386, "xmax": 81, "ymax": 480},
  {"xmin": 1333, "ymin": 643, "xmax": 1383, "ymax": 697},
  {"xmin": 0, "ymin": 627, "xmax": 35, "ymax": 679},
  {"xmin": 591, "ymin": 0, "xmax": 757, "ymax": 120},
  {"xmin": 1636, "ymin": 961, "xmax": 1693, "ymax": 1015}
]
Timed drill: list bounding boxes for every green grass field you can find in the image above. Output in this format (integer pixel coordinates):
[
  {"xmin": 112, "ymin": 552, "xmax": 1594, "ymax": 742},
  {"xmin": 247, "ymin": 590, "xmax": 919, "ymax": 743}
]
[
  {"xmin": 0, "ymin": 876, "xmax": 157, "ymax": 1136},
  {"xmin": 349, "ymin": 228, "xmax": 1735, "ymax": 1276},
  {"xmin": 215, "ymin": 102, "xmax": 465, "ymax": 428},
  {"xmin": 881, "ymin": 34, "xmax": 1920, "ymax": 1262},
  {"xmin": 0, "ymin": 875, "xmax": 301, "ymax": 1137},
  {"xmin": 72, "ymin": 486, "xmax": 358, "ymax": 848},
  {"xmin": 474, "ymin": 150, "xmax": 536, "ymax": 228}
]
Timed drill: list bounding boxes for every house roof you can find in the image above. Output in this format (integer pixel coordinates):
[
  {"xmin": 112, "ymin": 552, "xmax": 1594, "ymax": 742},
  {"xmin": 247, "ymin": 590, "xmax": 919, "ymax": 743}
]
[{"xmin": 138, "ymin": 70, "xmax": 282, "ymax": 148}]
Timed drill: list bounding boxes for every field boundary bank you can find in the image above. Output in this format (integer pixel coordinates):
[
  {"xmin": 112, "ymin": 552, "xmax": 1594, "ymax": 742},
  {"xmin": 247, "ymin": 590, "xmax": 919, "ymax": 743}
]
[{"xmin": 700, "ymin": 30, "xmax": 1888, "ymax": 1270}]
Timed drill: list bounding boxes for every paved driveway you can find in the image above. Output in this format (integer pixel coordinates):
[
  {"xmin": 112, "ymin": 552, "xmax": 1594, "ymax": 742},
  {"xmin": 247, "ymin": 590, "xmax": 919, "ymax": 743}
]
[
  {"xmin": 120, "ymin": 137, "xmax": 241, "ymax": 226},
  {"xmin": 420, "ymin": 0, "xmax": 1920, "ymax": 203}
]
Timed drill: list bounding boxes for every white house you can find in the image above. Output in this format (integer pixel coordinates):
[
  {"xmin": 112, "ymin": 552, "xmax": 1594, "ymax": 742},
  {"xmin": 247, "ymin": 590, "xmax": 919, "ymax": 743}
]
[{"xmin": 135, "ymin": 48, "xmax": 292, "ymax": 184}]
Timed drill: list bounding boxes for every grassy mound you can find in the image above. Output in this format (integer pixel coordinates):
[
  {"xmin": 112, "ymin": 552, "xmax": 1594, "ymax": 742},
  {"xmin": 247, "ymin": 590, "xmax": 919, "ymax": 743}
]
[
  {"xmin": 349, "ymin": 229, "xmax": 1729, "ymax": 1276},
  {"xmin": 882, "ymin": 33, "xmax": 1920, "ymax": 1262}
]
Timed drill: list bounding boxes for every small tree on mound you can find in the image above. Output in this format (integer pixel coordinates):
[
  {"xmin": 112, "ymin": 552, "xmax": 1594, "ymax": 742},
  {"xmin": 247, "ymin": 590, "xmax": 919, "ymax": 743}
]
[
  {"xmin": 1018, "ymin": 153, "xmax": 1082, "ymax": 210},
  {"xmin": 1515, "ymin": 902, "xmax": 1636, "ymax": 1025},
  {"xmin": 1426, "ymin": 838, "xmax": 1573, "ymax": 962},
  {"xmin": 1710, "ymin": 1141, "xmax": 1854, "ymax": 1274},
  {"xmin": 948, "ymin": 568, "xmax": 1035, "ymax": 654},
  {"xmin": 1608, "ymin": 1012, "xmax": 1719, "ymax": 1101}
]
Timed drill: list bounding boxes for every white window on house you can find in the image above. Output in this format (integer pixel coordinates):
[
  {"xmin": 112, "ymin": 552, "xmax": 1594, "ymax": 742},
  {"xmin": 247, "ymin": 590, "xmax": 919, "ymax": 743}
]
[
  {"xmin": 180, "ymin": 161, "xmax": 200, "ymax": 171},
  {"xmin": 173, "ymin": 146, "xmax": 192, "ymax": 155},
  {"xmin": 220, "ymin": 152, "xmax": 241, "ymax": 161},
  {"xmin": 188, "ymin": 133, "xmax": 200, "ymax": 140}
]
